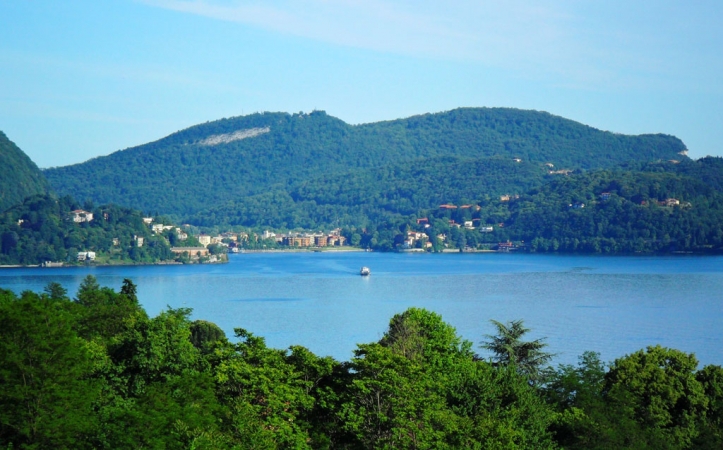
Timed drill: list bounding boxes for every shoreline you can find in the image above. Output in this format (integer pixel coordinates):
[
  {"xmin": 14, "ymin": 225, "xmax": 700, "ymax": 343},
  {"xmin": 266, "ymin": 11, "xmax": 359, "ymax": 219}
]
[
  {"xmin": 3, "ymin": 248, "xmax": 719, "ymax": 269},
  {"xmin": 237, "ymin": 247, "xmax": 367, "ymax": 254}
]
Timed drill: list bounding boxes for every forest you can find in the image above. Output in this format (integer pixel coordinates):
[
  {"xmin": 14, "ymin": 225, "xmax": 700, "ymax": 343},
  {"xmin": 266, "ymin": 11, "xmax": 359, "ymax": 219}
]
[
  {"xmin": 43, "ymin": 108, "xmax": 686, "ymax": 222},
  {"xmin": 1, "ymin": 278, "xmax": 721, "ymax": 449},
  {"xmin": 0, "ymin": 131, "xmax": 49, "ymax": 212},
  {"xmin": 0, "ymin": 194, "xmax": 176, "ymax": 265},
  {"xmin": 279, "ymin": 157, "xmax": 723, "ymax": 254}
]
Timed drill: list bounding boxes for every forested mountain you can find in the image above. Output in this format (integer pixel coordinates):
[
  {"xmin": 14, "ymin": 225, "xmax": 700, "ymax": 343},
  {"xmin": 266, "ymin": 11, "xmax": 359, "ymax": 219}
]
[
  {"xmin": 0, "ymin": 131, "xmax": 50, "ymax": 212},
  {"xmin": 44, "ymin": 108, "xmax": 687, "ymax": 224},
  {"xmin": 2, "ymin": 280, "xmax": 722, "ymax": 448},
  {"xmin": 0, "ymin": 194, "xmax": 175, "ymax": 265},
  {"xmin": 189, "ymin": 156, "xmax": 550, "ymax": 228},
  {"xmin": 358, "ymin": 157, "xmax": 723, "ymax": 254}
]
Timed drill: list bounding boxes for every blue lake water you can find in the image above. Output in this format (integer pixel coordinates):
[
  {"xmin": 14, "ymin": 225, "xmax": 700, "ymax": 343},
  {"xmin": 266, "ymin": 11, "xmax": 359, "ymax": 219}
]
[{"xmin": 2, "ymin": 252, "xmax": 722, "ymax": 367}]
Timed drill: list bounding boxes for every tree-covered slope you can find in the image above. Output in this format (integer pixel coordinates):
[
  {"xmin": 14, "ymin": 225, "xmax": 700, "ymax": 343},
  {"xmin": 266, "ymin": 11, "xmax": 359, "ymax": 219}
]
[
  {"xmin": 0, "ymin": 131, "xmax": 50, "ymax": 212},
  {"xmin": 189, "ymin": 156, "xmax": 550, "ymax": 228},
  {"xmin": 44, "ymin": 108, "xmax": 688, "ymax": 222},
  {"xmin": 0, "ymin": 195, "xmax": 175, "ymax": 265},
  {"xmin": 409, "ymin": 159, "xmax": 723, "ymax": 254}
]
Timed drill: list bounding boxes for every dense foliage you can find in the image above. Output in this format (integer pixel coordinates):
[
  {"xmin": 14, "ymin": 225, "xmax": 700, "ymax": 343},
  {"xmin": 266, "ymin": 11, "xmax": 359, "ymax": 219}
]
[
  {"xmin": 189, "ymin": 156, "xmax": 548, "ymax": 228},
  {"xmin": 44, "ymin": 108, "xmax": 686, "ymax": 223},
  {"xmin": 314, "ymin": 158, "xmax": 723, "ymax": 254},
  {"xmin": 1, "ymin": 279, "xmax": 721, "ymax": 449},
  {"xmin": 0, "ymin": 195, "xmax": 174, "ymax": 265},
  {"xmin": 0, "ymin": 131, "xmax": 50, "ymax": 212}
]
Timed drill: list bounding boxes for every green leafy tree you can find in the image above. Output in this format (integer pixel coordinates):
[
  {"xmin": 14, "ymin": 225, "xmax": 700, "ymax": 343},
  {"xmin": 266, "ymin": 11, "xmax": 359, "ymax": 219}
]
[
  {"xmin": 480, "ymin": 319, "xmax": 555, "ymax": 384},
  {"xmin": 0, "ymin": 289, "xmax": 99, "ymax": 449},
  {"xmin": 695, "ymin": 364, "xmax": 723, "ymax": 447},
  {"xmin": 603, "ymin": 345, "xmax": 708, "ymax": 448}
]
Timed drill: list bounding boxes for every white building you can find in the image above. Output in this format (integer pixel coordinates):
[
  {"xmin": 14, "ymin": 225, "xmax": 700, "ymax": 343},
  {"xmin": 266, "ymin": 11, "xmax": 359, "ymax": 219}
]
[{"xmin": 77, "ymin": 251, "xmax": 96, "ymax": 261}]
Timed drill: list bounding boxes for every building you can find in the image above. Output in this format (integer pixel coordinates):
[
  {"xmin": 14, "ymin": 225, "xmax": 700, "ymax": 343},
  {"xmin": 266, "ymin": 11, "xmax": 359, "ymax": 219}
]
[
  {"xmin": 284, "ymin": 235, "xmax": 313, "ymax": 247},
  {"xmin": 497, "ymin": 242, "xmax": 516, "ymax": 252},
  {"xmin": 171, "ymin": 247, "xmax": 209, "ymax": 259},
  {"xmin": 327, "ymin": 235, "xmax": 346, "ymax": 246},
  {"xmin": 198, "ymin": 234, "xmax": 212, "ymax": 246},
  {"xmin": 77, "ymin": 251, "xmax": 96, "ymax": 261},
  {"xmin": 70, "ymin": 210, "xmax": 93, "ymax": 223}
]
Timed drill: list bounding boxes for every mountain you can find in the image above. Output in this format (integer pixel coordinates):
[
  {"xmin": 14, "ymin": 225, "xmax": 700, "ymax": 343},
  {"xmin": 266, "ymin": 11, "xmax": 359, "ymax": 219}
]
[
  {"xmin": 0, "ymin": 131, "xmax": 51, "ymax": 212},
  {"xmin": 389, "ymin": 157, "xmax": 723, "ymax": 254},
  {"xmin": 44, "ymin": 108, "xmax": 688, "ymax": 226}
]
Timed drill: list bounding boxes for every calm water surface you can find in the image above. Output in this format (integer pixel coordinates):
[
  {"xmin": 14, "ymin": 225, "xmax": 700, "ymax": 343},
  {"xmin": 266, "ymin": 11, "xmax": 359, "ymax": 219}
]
[{"xmin": 2, "ymin": 252, "xmax": 722, "ymax": 366}]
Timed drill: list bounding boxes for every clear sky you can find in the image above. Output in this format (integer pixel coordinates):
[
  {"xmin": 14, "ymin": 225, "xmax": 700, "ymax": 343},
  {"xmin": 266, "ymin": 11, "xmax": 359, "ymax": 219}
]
[{"xmin": 2, "ymin": 1, "xmax": 722, "ymax": 168}]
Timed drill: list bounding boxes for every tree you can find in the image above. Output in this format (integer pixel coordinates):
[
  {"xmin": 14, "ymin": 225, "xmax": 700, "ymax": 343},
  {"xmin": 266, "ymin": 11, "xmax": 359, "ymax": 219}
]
[
  {"xmin": 480, "ymin": 319, "xmax": 555, "ymax": 384},
  {"xmin": 604, "ymin": 345, "xmax": 708, "ymax": 448},
  {"xmin": 43, "ymin": 281, "xmax": 68, "ymax": 300},
  {"xmin": 0, "ymin": 290, "xmax": 99, "ymax": 448},
  {"xmin": 119, "ymin": 278, "xmax": 138, "ymax": 303},
  {"xmin": 189, "ymin": 319, "xmax": 227, "ymax": 354},
  {"xmin": 695, "ymin": 364, "xmax": 723, "ymax": 447}
]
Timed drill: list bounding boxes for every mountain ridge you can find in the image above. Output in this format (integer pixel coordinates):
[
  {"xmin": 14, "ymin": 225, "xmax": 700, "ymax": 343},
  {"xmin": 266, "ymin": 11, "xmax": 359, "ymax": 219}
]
[
  {"xmin": 44, "ymin": 107, "xmax": 688, "ymax": 225},
  {"xmin": 0, "ymin": 131, "xmax": 51, "ymax": 212}
]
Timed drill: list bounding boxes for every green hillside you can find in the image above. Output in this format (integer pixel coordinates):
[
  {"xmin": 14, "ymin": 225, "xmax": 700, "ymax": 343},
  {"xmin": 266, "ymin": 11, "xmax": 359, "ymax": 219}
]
[
  {"xmin": 189, "ymin": 156, "xmax": 550, "ymax": 228},
  {"xmin": 44, "ymin": 108, "xmax": 688, "ymax": 225},
  {"xmin": 0, "ymin": 131, "xmax": 50, "ymax": 212},
  {"xmin": 0, "ymin": 194, "xmax": 177, "ymax": 265},
  {"xmin": 382, "ymin": 157, "xmax": 723, "ymax": 254}
]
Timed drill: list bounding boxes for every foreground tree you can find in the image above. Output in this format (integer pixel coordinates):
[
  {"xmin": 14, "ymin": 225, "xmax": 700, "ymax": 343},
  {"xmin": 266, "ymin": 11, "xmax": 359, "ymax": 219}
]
[
  {"xmin": 480, "ymin": 319, "xmax": 555, "ymax": 384},
  {"xmin": 0, "ymin": 289, "xmax": 98, "ymax": 449},
  {"xmin": 603, "ymin": 345, "xmax": 708, "ymax": 449},
  {"xmin": 339, "ymin": 308, "xmax": 557, "ymax": 449}
]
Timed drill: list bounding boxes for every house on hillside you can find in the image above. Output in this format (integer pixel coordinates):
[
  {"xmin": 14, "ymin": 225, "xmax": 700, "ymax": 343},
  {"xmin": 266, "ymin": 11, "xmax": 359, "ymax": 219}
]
[
  {"xmin": 70, "ymin": 209, "xmax": 93, "ymax": 223},
  {"xmin": 77, "ymin": 251, "xmax": 96, "ymax": 261}
]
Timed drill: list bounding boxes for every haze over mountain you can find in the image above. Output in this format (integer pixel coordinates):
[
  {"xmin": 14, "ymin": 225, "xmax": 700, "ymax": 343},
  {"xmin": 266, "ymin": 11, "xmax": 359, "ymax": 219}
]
[
  {"xmin": 0, "ymin": 131, "xmax": 51, "ymax": 212},
  {"xmin": 44, "ymin": 108, "xmax": 688, "ymax": 227}
]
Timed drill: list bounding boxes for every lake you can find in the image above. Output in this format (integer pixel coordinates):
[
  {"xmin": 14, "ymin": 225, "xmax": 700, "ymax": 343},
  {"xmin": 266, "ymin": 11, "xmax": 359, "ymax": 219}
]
[{"xmin": 2, "ymin": 252, "xmax": 722, "ymax": 367}]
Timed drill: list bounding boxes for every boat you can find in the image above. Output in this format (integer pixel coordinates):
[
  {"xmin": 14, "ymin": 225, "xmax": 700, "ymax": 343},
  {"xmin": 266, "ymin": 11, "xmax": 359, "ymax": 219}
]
[{"xmin": 359, "ymin": 266, "xmax": 371, "ymax": 276}]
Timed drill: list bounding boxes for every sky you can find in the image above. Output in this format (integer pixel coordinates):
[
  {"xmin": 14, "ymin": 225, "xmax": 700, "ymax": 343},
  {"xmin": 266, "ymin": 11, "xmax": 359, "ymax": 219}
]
[{"xmin": 1, "ymin": 0, "xmax": 722, "ymax": 168}]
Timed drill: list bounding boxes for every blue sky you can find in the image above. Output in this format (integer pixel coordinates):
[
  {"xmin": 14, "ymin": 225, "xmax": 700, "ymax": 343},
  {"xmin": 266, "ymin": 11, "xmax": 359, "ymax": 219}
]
[{"xmin": 1, "ymin": 0, "xmax": 722, "ymax": 167}]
